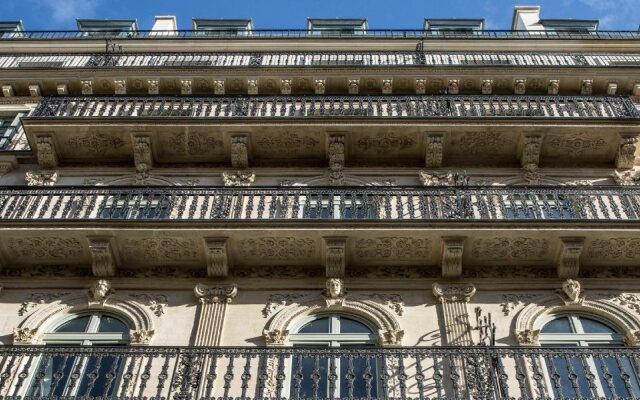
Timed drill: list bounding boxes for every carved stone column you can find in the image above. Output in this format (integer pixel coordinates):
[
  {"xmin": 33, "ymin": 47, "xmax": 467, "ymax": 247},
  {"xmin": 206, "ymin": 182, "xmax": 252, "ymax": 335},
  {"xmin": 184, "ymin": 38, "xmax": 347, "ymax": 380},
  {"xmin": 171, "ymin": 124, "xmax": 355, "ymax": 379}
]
[
  {"xmin": 193, "ymin": 283, "xmax": 238, "ymax": 346},
  {"xmin": 432, "ymin": 282, "xmax": 476, "ymax": 345}
]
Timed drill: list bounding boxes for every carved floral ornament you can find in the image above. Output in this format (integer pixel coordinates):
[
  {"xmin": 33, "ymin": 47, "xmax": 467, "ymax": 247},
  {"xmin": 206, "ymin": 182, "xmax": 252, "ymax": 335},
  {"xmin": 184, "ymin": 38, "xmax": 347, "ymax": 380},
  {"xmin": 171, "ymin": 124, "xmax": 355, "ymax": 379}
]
[
  {"xmin": 514, "ymin": 279, "xmax": 640, "ymax": 346},
  {"xmin": 13, "ymin": 280, "xmax": 158, "ymax": 345},
  {"xmin": 263, "ymin": 279, "xmax": 404, "ymax": 347}
]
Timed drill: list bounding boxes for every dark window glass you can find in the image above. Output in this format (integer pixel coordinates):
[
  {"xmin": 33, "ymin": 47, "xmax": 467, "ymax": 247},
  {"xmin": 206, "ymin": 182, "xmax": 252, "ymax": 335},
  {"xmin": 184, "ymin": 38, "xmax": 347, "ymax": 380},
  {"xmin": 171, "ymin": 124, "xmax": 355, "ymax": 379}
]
[
  {"xmin": 54, "ymin": 316, "xmax": 91, "ymax": 333},
  {"xmin": 541, "ymin": 317, "xmax": 573, "ymax": 333},
  {"xmin": 340, "ymin": 318, "xmax": 373, "ymax": 334},
  {"xmin": 579, "ymin": 317, "xmax": 616, "ymax": 334},
  {"xmin": 299, "ymin": 317, "xmax": 331, "ymax": 334},
  {"xmin": 97, "ymin": 316, "xmax": 129, "ymax": 333}
]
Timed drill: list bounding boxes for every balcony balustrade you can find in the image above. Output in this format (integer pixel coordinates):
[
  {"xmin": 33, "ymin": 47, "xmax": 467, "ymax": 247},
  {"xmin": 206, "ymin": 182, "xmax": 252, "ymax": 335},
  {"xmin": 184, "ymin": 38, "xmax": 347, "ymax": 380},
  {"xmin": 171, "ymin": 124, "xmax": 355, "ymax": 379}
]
[
  {"xmin": 0, "ymin": 345, "xmax": 638, "ymax": 399},
  {"xmin": 2, "ymin": 29, "xmax": 640, "ymax": 40},
  {"xmin": 1, "ymin": 186, "xmax": 639, "ymax": 222},
  {"xmin": 29, "ymin": 95, "xmax": 640, "ymax": 120},
  {"xmin": 2, "ymin": 51, "xmax": 640, "ymax": 69}
]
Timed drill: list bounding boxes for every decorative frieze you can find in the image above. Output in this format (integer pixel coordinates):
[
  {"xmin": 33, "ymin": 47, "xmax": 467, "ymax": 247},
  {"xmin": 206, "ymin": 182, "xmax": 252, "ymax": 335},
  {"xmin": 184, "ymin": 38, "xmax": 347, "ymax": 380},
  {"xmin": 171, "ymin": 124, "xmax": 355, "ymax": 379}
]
[
  {"xmin": 587, "ymin": 238, "xmax": 640, "ymax": 260},
  {"xmin": 425, "ymin": 132, "xmax": 444, "ymax": 168},
  {"xmin": 547, "ymin": 79, "xmax": 559, "ymax": 95},
  {"xmin": 239, "ymin": 237, "xmax": 315, "ymax": 260},
  {"xmin": 441, "ymin": 237, "xmax": 464, "ymax": 278},
  {"xmin": 324, "ymin": 237, "xmax": 346, "ymax": 278},
  {"xmin": 471, "ymin": 237, "xmax": 549, "ymax": 260},
  {"xmin": 166, "ymin": 132, "xmax": 223, "ymax": 156},
  {"xmin": 81, "ymin": 79, "xmax": 93, "ymax": 95},
  {"xmin": 87, "ymin": 236, "xmax": 117, "ymax": 277},
  {"xmin": 546, "ymin": 134, "xmax": 607, "ymax": 157},
  {"xmin": 255, "ymin": 132, "xmax": 319, "ymax": 151},
  {"xmin": 132, "ymin": 134, "xmax": 153, "ymax": 170},
  {"xmin": 122, "ymin": 238, "xmax": 198, "ymax": 261},
  {"xmin": 520, "ymin": 133, "xmax": 544, "ymax": 168},
  {"xmin": 36, "ymin": 135, "xmax": 58, "ymax": 169},
  {"xmin": 354, "ymin": 237, "xmax": 429, "ymax": 260},
  {"xmin": 7, "ymin": 237, "xmax": 82, "ymax": 259},
  {"xmin": 204, "ymin": 237, "xmax": 229, "ymax": 278},
  {"xmin": 114, "ymin": 79, "xmax": 126, "ymax": 95},
  {"xmin": 66, "ymin": 132, "xmax": 126, "ymax": 153},
  {"xmin": 328, "ymin": 133, "xmax": 345, "ymax": 185},
  {"xmin": 357, "ymin": 133, "xmax": 415, "ymax": 154},
  {"xmin": 230, "ymin": 134, "xmax": 249, "ymax": 168},
  {"xmin": 221, "ymin": 170, "xmax": 255, "ymax": 186},
  {"xmin": 180, "ymin": 79, "xmax": 192, "ymax": 95},
  {"xmin": 556, "ymin": 238, "xmax": 584, "ymax": 279},
  {"xmin": 615, "ymin": 134, "xmax": 638, "ymax": 169}
]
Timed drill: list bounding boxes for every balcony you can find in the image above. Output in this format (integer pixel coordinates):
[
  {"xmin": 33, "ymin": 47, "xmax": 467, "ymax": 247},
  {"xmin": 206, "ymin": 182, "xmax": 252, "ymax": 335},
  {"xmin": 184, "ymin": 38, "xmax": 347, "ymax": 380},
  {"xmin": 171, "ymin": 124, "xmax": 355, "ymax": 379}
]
[
  {"xmin": 0, "ymin": 345, "xmax": 639, "ymax": 399},
  {"xmin": 1, "ymin": 186, "xmax": 639, "ymax": 222},
  {"xmin": 2, "ymin": 51, "xmax": 640, "ymax": 70}
]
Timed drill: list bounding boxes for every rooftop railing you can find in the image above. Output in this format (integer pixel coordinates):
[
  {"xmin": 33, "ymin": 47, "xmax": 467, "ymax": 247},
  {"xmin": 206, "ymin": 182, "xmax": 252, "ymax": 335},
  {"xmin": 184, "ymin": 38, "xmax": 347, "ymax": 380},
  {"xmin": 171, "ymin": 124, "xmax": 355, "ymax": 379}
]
[
  {"xmin": 29, "ymin": 95, "xmax": 640, "ymax": 120},
  {"xmin": 2, "ymin": 29, "xmax": 640, "ymax": 40},
  {"xmin": 1, "ymin": 345, "xmax": 639, "ymax": 399},
  {"xmin": 3, "ymin": 51, "xmax": 640, "ymax": 68},
  {"xmin": 1, "ymin": 186, "xmax": 639, "ymax": 222}
]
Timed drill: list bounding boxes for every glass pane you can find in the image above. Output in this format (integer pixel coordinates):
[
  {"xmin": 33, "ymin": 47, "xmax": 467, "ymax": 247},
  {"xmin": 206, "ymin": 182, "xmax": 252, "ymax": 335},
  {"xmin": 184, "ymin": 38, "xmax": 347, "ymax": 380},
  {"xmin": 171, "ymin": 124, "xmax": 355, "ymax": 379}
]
[
  {"xmin": 290, "ymin": 354, "xmax": 329, "ymax": 399},
  {"xmin": 31, "ymin": 354, "xmax": 76, "ymax": 397},
  {"xmin": 77, "ymin": 355, "xmax": 124, "ymax": 398},
  {"xmin": 54, "ymin": 316, "xmax": 91, "ymax": 333},
  {"xmin": 97, "ymin": 316, "xmax": 129, "ymax": 333},
  {"xmin": 299, "ymin": 317, "xmax": 331, "ymax": 334},
  {"xmin": 541, "ymin": 317, "xmax": 573, "ymax": 333},
  {"xmin": 596, "ymin": 355, "xmax": 640, "ymax": 399},
  {"xmin": 340, "ymin": 318, "xmax": 373, "ymax": 334},
  {"xmin": 339, "ymin": 354, "xmax": 377, "ymax": 398},
  {"xmin": 545, "ymin": 355, "xmax": 594, "ymax": 398},
  {"xmin": 579, "ymin": 317, "xmax": 616, "ymax": 334}
]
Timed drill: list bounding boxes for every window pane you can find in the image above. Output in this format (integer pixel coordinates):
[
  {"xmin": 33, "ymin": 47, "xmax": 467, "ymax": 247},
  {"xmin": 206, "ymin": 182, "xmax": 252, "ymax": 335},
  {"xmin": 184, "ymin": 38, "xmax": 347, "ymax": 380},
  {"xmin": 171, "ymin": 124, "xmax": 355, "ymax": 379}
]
[
  {"xmin": 299, "ymin": 317, "xmax": 330, "ymax": 334},
  {"xmin": 541, "ymin": 317, "xmax": 573, "ymax": 333},
  {"xmin": 340, "ymin": 318, "xmax": 373, "ymax": 334},
  {"xmin": 55, "ymin": 316, "xmax": 91, "ymax": 333},
  {"xmin": 97, "ymin": 316, "xmax": 129, "ymax": 333},
  {"xmin": 546, "ymin": 355, "xmax": 594, "ymax": 398},
  {"xmin": 579, "ymin": 317, "xmax": 616, "ymax": 334},
  {"xmin": 290, "ymin": 354, "xmax": 329, "ymax": 399}
]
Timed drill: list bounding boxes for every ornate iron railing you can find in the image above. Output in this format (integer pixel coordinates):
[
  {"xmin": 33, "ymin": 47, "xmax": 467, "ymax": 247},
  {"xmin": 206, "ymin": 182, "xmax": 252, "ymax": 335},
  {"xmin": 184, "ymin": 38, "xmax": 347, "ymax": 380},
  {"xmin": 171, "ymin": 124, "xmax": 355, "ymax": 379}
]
[
  {"xmin": 2, "ymin": 29, "xmax": 640, "ymax": 40},
  {"xmin": 29, "ymin": 95, "xmax": 640, "ymax": 120},
  {"xmin": 0, "ymin": 345, "xmax": 639, "ymax": 399},
  {"xmin": 3, "ymin": 51, "xmax": 640, "ymax": 68},
  {"xmin": 1, "ymin": 186, "xmax": 640, "ymax": 222}
]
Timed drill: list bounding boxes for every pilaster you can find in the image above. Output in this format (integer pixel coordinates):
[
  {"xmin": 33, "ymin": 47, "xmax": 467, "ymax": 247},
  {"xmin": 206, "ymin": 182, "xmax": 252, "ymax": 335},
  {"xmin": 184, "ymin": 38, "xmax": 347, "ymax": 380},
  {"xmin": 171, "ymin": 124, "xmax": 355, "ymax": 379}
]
[
  {"xmin": 432, "ymin": 282, "xmax": 476, "ymax": 345},
  {"xmin": 193, "ymin": 283, "xmax": 238, "ymax": 346}
]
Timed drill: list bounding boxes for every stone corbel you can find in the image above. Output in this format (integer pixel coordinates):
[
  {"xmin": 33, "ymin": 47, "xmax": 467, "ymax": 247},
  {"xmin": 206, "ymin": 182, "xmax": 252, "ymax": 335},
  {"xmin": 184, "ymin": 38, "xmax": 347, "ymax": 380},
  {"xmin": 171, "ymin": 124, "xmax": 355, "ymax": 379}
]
[
  {"xmin": 633, "ymin": 83, "xmax": 640, "ymax": 97},
  {"xmin": 35, "ymin": 135, "xmax": 58, "ymax": 169},
  {"xmin": 28, "ymin": 84, "xmax": 41, "ymax": 97},
  {"xmin": 347, "ymin": 78, "xmax": 359, "ymax": 95},
  {"xmin": 280, "ymin": 79, "xmax": 292, "ymax": 95},
  {"xmin": 87, "ymin": 236, "xmax": 118, "ymax": 277},
  {"xmin": 581, "ymin": 79, "xmax": 593, "ymax": 95},
  {"xmin": 0, "ymin": 155, "xmax": 18, "ymax": 176},
  {"xmin": 447, "ymin": 79, "xmax": 459, "ymax": 94},
  {"xmin": 204, "ymin": 237, "xmax": 229, "ymax": 278},
  {"xmin": 314, "ymin": 79, "xmax": 326, "ymax": 95},
  {"xmin": 415, "ymin": 79, "xmax": 427, "ymax": 95},
  {"xmin": 519, "ymin": 132, "xmax": 544, "ymax": 169},
  {"xmin": 56, "ymin": 83, "xmax": 68, "ymax": 95},
  {"xmin": 514, "ymin": 79, "xmax": 526, "ymax": 95},
  {"xmin": 114, "ymin": 79, "xmax": 126, "ymax": 95},
  {"xmin": 88, "ymin": 279, "xmax": 114, "ymax": 305},
  {"xmin": 607, "ymin": 82, "xmax": 618, "ymax": 95},
  {"xmin": 214, "ymin": 79, "xmax": 225, "ymax": 95},
  {"xmin": 247, "ymin": 79, "xmax": 258, "ymax": 95},
  {"xmin": 547, "ymin": 79, "xmax": 559, "ymax": 95},
  {"xmin": 81, "ymin": 79, "xmax": 93, "ymax": 95},
  {"xmin": 180, "ymin": 79, "xmax": 192, "ymax": 95},
  {"xmin": 441, "ymin": 237, "xmax": 465, "ymax": 278},
  {"xmin": 194, "ymin": 283, "xmax": 238, "ymax": 304},
  {"xmin": 328, "ymin": 133, "xmax": 345, "ymax": 185},
  {"xmin": 324, "ymin": 237, "xmax": 346, "ymax": 278},
  {"xmin": 147, "ymin": 79, "xmax": 159, "ymax": 95},
  {"xmin": 615, "ymin": 133, "xmax": 639, "ymax": 169},
  {"xmin": 2, "ymin": 84, "xmax": 15, "ymax": 97},
  {"xmin": 556, "ymin": 238, "xmax": 584, "ymax": 279},
  {"xmin": 230, "ymin": 134, "xmax": 249, "ymax": 169},
  {"xmin": 481, "ymin": 79, "xmax": 493, "ymax": 95},
  {"xmin": 425, "ymin": 132, "xmax": 444, "ymax": 168},
  {"xmin": 381, "ymin": 79, "xmax": 393, "ymax": 94},
  {"xmin": 132, "ymin": 134, "xmax": 154, "ymax": 171}
]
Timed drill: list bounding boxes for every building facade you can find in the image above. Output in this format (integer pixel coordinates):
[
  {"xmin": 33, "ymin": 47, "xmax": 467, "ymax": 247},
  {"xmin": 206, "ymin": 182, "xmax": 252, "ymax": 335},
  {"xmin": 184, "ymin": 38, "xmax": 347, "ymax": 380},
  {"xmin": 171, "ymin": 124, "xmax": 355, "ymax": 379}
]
[{"xmin": 0, "ymin": 5, "xmax": 640, "ymax": 399}]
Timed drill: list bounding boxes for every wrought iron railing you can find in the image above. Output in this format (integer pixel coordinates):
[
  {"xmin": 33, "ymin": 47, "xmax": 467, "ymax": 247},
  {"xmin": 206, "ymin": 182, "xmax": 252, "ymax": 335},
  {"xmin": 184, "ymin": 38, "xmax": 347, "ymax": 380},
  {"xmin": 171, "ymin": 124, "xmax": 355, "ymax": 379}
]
[
  {"xmin": 2, "ymin": 29, "xmax": 640, "ymax": 40},
  {"xmin": 3, "ymin": 51, "xmax": 640, "ymax": 69},
  {"xmin": 1, "ymin": 345, "xmax": 639, "ymax": 399},
  {"xmin": 1, "ymin": 186, "xmax": 639, "ymax": 222},
  {"xmin": 29, "ymin": 95, "xmax": 640, "ymax": 120}
]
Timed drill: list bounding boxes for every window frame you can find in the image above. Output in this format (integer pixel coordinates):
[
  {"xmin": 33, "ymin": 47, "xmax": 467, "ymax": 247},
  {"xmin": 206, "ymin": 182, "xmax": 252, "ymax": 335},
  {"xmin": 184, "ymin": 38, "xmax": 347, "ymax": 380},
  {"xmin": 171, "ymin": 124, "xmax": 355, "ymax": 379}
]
[{"xmin": 42, "ymin": 311, "xmax": 130, "ymax": 346}]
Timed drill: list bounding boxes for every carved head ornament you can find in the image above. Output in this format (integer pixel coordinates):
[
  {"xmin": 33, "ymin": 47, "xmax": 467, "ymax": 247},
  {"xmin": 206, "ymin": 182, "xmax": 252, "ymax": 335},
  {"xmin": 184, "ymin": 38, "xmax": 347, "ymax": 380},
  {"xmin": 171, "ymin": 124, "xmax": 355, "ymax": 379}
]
[{"xmin": 88, "ymin": 279, "xmax": 113, "ymax": 304}]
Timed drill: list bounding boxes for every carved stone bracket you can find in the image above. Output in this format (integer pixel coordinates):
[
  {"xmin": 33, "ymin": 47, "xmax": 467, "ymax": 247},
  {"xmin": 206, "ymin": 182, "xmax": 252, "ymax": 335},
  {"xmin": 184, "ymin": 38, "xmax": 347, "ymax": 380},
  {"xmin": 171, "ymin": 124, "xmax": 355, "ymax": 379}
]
[
  {"xmin": 519, "ymin": 133, "xmax": 544, "ymax": 168},
  {"xmin": 548, "ymin": 79, "xmax": 559, "ymax": 95},
  {"xmin": 381, "ymin": 79, "xmax": 393, "ymax": 94},
  {"xmin": 441, "ymin": 237, "xmax": 465, "ymax": 278},
  {"xmin": 87, "ymin": 236, "xmax": 118, "ymax": 277},
  {"xmin": 114, "ymin": 79, "xmax": 126, "ymax": 95},
  {"xmin": 147, "ymin": 79, "xmax": 159, "ymax": 95},
  {"xmin": 28, "ymin": 84, "xmax": 41, "ymax": 97},
  {"xmin": 214, "ymin": 79, "xmax": 225, "ymax": 95},
  {"xmin": 230, "ymin": 134, "xmax": 249, "ymax": 168},
  {"xmin": 314, "ymin": 79, "xmax": 326, "ymax": 95},
  {"xmin": 607, "ymin": 82, "xmax": 618, "ymax": 95},
  {"xmin": 415, "ymin": 79, "xmax": 427, "ymax": 95},
  {"xmin": 514, "ymin": 79, "xmax": 526, "ymax": 95},
  {"xmin": 328, "ymin": 133, "xmax": 345, "ymax": 185},
  {"xmin": 347, "ymin": 78, "xmax": 359, "ymax": 94},
  {"xmin": 481, "ymin": 79, "xmax": 493, "ymax": 94},
  {"xmin": 56, "ymin": 83, "xmax": 68, "ymax": 95},
  {"xmin": 204, "ymin": 237, "xmax": 229, "ymax": 278},
  {"xmin": 247, "ymin": 79, "xmax": 258, "ymax": 95},
  {"xmin": 132, "ymin": 134, "xmax": 153, "ymax": 171},
  {"xmin": 36, "ymin": 135, "xmax": 58, "ymax": 169},
  {"xmin": 180, "ymin": 79, "xmax": 192, "ymax": 95},
  {"xmin": 324, "ymin": 237, "xmax": 346, "ymax": 278},
  {"xmin": 280, "ymin": 79, "xmax": 292, "ymax": 95},
  {"xmin": 581, "ymin": 79, "xmax": 593, "ymax": 95},
  {"xmin": 616, "ymin": 133, "xmax": 639, "ymax": 170},
  {"xmin": 81, "ymin": 79, "xmax": 93, "ymax": 95},
  {"xmin": 88, "ymin": 279, "xmax": 114, "ymax": 305},
  {"xmin": 2, "ymin": 84, "xmax": 14, "ymax": 97},
  {"xmin": 425, "ymin": 132, "xmax": 444, "ymax": 168},
  {"xmin": 556, "ymin": 237, "xmax": 584, "ymax": 279},
  {"xmin": 0, "ymin": 155, "xmax": 18, "ymax": 176},
  {"xmin": 447, "ymin": 79, "xmax": 459, "ymax": 94}
]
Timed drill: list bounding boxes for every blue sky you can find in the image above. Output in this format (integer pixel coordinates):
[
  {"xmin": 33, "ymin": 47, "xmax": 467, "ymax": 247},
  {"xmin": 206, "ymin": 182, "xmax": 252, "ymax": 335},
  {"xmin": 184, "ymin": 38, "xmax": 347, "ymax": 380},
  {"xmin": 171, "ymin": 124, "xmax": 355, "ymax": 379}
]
[{"xmin": 1, "ymin": 0, "xmax": 640, "ymax": 30}]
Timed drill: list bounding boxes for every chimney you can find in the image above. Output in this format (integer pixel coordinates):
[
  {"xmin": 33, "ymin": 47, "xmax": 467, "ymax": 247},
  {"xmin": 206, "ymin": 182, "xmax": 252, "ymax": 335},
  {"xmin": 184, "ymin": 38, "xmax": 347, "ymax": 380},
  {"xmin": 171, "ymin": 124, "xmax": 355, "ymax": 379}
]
[
  {"xmin": 511, "ymin": 6, "xmax": 542, "ymax": 31},
  {"xmin": 151, "ymin": 16, "xmax": 177, "ymax": 35}
]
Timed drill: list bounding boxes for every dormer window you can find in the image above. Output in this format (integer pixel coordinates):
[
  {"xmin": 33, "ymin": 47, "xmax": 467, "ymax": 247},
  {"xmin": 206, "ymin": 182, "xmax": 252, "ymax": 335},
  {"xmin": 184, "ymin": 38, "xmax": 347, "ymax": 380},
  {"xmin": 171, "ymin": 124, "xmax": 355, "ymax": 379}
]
[
  {"xmin": 192, "ymin": 19, "xmax": 253, "ymax": 36},
  {"xmin": 539, "ymin": 19, "xmax": 599, "ymax": 32},
  {"xmin": 76, "ymin": 19, "xmax": 138, "ymax": 38},
  {"xmin": 423, "ymin": 19, "xmax": 485, "ymax": 33},
  {"xmin": 307, "ymin": 18, "xmax": 368, "ymax": 36},
  {"xmin": 0, "ymin": 21, "xmax": 25, "ymax": 38}
]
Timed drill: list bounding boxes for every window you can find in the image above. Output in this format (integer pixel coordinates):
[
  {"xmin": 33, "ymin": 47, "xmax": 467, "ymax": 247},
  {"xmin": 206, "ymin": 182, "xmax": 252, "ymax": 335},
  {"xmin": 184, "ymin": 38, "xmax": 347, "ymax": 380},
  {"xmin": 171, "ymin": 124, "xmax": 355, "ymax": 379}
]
[
  {"xmin": 539, "ymin": 313, "xmax": 640, "ymax": 399},
  {"xmin": 288, "ymin": 313, "xmax": 377, "ymax": 399},
  {"xmin": 0, "ymin": 112, "xmax": 24, "ymax": 150},
  {"xmin": 423, "ymin": 19, "xmax": 485, "ymax": 34},
  {"xmin": 30, "ymin": 312, "xmax": 129, "ymax": 398},
  {"xmin": 307, "ymin": 19, "xmax": 368, "ymax": 36},
  {"xmin": 77, "ymin": 19, "xmax": 138, "ymax": 38},
  {"xmin": 192, "ymin": 19, "xmax": 253, "ymax": 36}
]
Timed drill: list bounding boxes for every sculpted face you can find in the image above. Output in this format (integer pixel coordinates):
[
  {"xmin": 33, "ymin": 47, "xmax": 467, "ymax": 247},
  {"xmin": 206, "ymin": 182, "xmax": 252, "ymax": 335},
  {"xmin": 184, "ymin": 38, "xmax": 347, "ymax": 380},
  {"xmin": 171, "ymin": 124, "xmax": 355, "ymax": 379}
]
[{"xmin": 326, "ymin": 278, "xmax": 343, "ymax": 298}]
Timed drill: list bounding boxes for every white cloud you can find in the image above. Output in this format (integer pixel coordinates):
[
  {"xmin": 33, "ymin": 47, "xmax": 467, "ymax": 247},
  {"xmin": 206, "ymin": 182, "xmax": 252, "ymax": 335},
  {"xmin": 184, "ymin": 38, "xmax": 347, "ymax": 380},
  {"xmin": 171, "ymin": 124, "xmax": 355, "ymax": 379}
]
[{"xmin": 35, "ymin": 0, "xmax": 101, "ymax": 24}]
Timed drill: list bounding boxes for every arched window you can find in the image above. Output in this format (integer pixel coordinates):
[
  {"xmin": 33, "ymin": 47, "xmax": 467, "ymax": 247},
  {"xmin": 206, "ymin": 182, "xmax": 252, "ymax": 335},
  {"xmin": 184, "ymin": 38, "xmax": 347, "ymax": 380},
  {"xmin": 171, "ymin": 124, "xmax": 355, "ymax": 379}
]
[
  {"xmin": 32, "ymin": 312, "xmax": 129, "ymax": 399},
  {"xmin": 539, "ymin": 313, "xmax": 640, "ymax": 399},
  {"xmin": 288, "ymin": 313, "xmax": 377, "ymax": 399}
]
